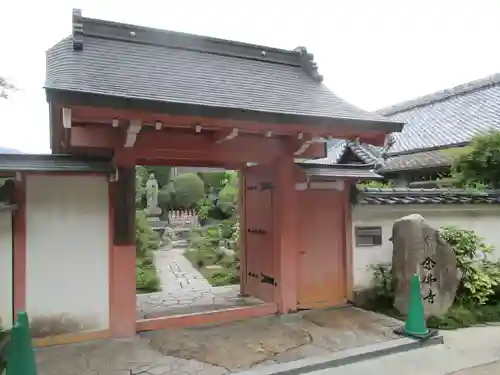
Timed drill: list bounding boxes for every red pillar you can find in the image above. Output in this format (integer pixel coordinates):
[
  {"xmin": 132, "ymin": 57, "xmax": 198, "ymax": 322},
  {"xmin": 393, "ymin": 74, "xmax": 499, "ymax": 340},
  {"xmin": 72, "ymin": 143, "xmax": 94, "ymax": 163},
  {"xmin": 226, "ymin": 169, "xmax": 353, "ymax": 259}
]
[
  {"xmin": 238, "ymin": 169, "xmax": 248, "ymax": 296},
  {"xmin": 13, "ymin": 175, "xmax": 27, "ymax": 317},
  {"xmin": 273, "ymin": 156, "xmax": 298, "ymax": 313},
  {"xmin": 109, "ymin": 166, "xmax": 137, "ymax": 337}
]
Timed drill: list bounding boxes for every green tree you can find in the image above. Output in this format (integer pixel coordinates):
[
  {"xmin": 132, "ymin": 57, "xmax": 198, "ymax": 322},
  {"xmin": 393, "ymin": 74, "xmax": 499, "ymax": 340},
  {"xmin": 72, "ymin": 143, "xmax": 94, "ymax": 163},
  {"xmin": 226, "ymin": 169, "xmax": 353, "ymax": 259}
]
[
  {"xmin": 198, "ymin": 171, "xmax": 227, "ymax": 192},
  {"xmin": 145, "ymin": 166, "xmax": 172, "ymax": 187},
  {"xmin": 172, "ymin": 173, "xmax": 205, "ymax": 208},
  {"xmin": 452, "ymin": 131, "xmax": 500, "ymax": 188},
  {"xmin": 217, "ymin": 171, "xmax": 239, "ymax": 216}
]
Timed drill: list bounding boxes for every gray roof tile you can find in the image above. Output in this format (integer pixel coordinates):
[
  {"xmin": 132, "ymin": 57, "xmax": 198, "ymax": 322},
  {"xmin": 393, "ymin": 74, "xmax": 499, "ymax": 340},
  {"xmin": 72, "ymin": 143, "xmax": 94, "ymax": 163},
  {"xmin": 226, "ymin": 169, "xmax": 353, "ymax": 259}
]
[
  {"xmin": 358, "ymin": 187, "xmax": 500, "ymax": 205},
  {"xmin": 381, "ymin": 148, "xmax": 457, "ymax": 172},
  {"xmin": 302, "ymin": 165, "xmax": 382, "ymax": 180},
  {"xmin": 304, "ymin": 139, "xmax": 380, "ymax": 166},
  {"xmin": 303, "ymin": 141, "xmax": 348, "ymax": 165},
  {"xmin": 0, "ymin": 154, "xmax": 114, "ymax": 173},
  {"xmin": 45, "ymin": 12, "xmax": 402, "ymax": 129},
  {"xmin": 378, "ymin": 74, "xmax": 500, "ymax": 154}
]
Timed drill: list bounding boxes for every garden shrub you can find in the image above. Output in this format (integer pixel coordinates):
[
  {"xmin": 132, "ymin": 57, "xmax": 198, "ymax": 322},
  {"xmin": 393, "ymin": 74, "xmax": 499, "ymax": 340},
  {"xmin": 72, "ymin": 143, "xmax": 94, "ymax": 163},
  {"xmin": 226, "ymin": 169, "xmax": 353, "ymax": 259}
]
[
  {"xmin": 173, "ymin": 173, "xmax": 205, "ymax": 209},
  {"xmin": 217, "ymin": 172, "xmax": 238, "ymax": 216},
  {"xmin": 183, "ymin": 171, "xmax": 241, "ymax": 287},
  {"xmin": 135, "ymin": 211, "xmax": 161, "ymax": 292},
  {"xmin": 440, "ymin": 226, "xmax": 500, "ymax": 305},
  {"xmin": 198, "ymin": 171, "xmax": 227, "ymax": 192},
  {"xmin": 210, "ymin": 269, "xmax": 240, "ymax": 287},
  {"xmin": 136, "ymin": 211, "xmax": 160, "ymax": 257}
]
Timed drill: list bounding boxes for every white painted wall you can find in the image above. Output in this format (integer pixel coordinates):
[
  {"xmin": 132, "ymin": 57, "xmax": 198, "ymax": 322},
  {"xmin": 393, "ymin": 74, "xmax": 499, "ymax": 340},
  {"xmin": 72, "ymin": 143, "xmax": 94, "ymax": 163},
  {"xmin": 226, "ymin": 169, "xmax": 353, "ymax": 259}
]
[
  {"xmin": 353, "ymin": 205, "xmax": 500, "ymax": 290},
  {"xmin": 26, "ymin": 175, "xmax": 109, "ymax": 336},
  {"xmin": 0, "ymin": 212, "xmax": 12, "ymax": 329}
]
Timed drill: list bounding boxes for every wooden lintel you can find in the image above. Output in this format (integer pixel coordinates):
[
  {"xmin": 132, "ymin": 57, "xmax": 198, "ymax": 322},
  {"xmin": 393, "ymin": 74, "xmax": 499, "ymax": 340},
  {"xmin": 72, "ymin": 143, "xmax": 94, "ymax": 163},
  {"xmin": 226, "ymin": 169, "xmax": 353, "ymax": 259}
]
[
  {"xmin": 124, "ymin": 120, "xmax": 142, "ymax": 148},
  {"xmin": 72, "ymin": 126, "xmax": 327, "ymax": 161},
  {"xmin": 69, "ymin": 106, "xmax": 389, "ymax": 143},
  {"xmin": 214, "ymin": 128, "xmax": 239, "ymax": 143}
]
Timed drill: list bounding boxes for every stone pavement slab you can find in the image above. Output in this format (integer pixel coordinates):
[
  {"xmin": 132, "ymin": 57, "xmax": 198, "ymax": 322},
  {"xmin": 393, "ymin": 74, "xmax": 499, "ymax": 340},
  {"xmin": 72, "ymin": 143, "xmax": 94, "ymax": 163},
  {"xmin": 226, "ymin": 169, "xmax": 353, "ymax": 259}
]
[
  {"xmin": 35, "ymin": 307, "xmax": 407, "ymax": 375},
  {"xmin": 307, "ymin": 326, "xmax": 500, "ymax": 375},
  {"xmin": 448, "ymin": 361, "xmax": 500, "ymax": 375},
  {"xmin": 136, "ymin": 246, "xmax": 261, "ymax": 318},
  {"xmin": 143, "ymin": 306, "xmax": 404, "ymax": 371},
  {"xmin": 36, "ymin": 337, "xmax": 228, "ymax": 375}
]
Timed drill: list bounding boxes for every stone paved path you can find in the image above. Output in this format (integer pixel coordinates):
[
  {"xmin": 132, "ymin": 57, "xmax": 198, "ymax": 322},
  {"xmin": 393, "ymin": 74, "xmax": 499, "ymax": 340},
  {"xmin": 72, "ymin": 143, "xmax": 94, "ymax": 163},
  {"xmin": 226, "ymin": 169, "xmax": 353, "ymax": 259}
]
[
  {"xmin": 36, "ymin": 306, "xmax": 404, "ymax": 375},
  {"xmin": 136, "ymin": 245, "xmax": 260, "ymax": 318}
]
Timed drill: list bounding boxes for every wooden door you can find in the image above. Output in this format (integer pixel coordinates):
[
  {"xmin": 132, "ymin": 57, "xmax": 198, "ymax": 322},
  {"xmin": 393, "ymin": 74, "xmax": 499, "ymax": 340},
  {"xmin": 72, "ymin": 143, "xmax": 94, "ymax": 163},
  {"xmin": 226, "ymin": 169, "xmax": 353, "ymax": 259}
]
[
  {"xmin": 297, "ymin": 189, "xmax": 346, "ymax": 309},
  {"xmin": 243, "ymin": 166, "xmax": 275, "ymax": 303}
]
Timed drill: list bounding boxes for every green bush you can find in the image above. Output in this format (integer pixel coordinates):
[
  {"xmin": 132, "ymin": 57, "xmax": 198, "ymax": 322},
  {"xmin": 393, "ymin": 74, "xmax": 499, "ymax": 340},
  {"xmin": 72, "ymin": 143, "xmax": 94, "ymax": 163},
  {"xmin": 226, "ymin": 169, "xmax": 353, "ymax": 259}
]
[
  {"xmin": 198, "ymin": 171, "xmax": 227, "ymax": 192},
  {"xmin": 136, "ymin": 260, "xmax": 161, "ymax": 292},
  {"xmin": 173, "ymin": 173, "xmax": 205, "ymax": 209},
  {"xmin": 440, "ymin": 226, "xmax": 500, "ymax": 305},
  {"xmin": 195, "ymin": 197, "xmax": 212, "ymax": 221},
  {"xmin": 210, "ymin": 269, "xmax": 240, "ymax": 286},
  {"xmin": 158, "ymin": 182, "xmax": 176, "ymax": 211},
  {"xmin": 451, "ymin": 131, "xmax": 500, "ymax": 188},
  {"xmin": 136, "ymin": 211, "xmax": 160, "ymax": 257},
  {"xmin": 135, "ymin": 211, "xmax": 161, "ymax": 292},
  {"xmin": 217, "ymin": 172, "xmax": 239, "ymax": 216}
]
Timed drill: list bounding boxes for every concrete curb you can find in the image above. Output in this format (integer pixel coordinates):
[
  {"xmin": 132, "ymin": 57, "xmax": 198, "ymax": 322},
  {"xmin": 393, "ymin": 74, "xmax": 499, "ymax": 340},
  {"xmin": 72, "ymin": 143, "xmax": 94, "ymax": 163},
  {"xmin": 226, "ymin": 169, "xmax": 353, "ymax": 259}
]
[{"xmin": 234, "ymin": 335, "xmax": 444, "ymax": 375}]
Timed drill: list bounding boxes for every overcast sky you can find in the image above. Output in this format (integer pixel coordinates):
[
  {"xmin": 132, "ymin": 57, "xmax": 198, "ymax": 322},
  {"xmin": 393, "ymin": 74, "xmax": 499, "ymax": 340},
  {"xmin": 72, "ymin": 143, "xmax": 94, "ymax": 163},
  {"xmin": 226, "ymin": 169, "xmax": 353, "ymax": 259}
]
[{"xmin": 1, "ymin": 0, "xmax": 499, "ymax": 153}]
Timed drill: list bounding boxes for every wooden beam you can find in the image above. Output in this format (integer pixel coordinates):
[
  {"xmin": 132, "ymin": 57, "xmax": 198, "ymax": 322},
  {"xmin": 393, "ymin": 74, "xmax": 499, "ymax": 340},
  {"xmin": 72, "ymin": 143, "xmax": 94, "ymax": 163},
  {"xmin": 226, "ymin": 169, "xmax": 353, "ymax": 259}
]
[
  {"xmin": 71, "ymin": 126, "xmax": 327, "ymax": 161},
  {"xmin": 71, "ymin": 127, "xmax": 119, "ymax": 149},
  {"xmin": 136, "ymin": 158, "xmax": 230, "ymax": 168},
  {"xmin": 70, "ymin": 106, "xmax": 389, "ymax": 143},
  {"xmin": 214, "ymin": 128, "xmax": 239, "ymax": 143}
]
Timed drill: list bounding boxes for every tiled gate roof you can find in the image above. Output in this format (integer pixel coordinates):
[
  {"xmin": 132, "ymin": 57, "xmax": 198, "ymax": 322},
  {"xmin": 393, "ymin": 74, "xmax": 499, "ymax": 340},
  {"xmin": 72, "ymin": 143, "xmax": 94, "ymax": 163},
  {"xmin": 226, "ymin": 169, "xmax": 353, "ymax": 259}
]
[{"xmin": 357, "ymin": 188, "xmax": 500, "ymax": 205}]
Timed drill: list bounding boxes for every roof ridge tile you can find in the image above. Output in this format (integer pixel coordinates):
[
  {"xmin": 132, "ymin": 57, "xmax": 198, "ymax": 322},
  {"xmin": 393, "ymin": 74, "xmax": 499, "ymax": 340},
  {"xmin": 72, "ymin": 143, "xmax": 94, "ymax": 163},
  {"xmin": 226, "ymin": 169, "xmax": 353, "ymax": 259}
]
[
  {"xmin": 71, "ymin": 8, "xmax": 325, "ymax": 81},
  {"xmin": 377, "ymin": 73, "xmax": 500, "ymax": 116}
]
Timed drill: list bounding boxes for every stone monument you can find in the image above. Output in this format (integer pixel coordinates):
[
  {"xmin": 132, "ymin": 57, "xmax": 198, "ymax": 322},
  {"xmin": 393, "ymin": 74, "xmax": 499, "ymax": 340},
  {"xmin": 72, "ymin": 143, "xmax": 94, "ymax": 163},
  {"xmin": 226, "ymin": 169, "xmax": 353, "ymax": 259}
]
[
  {"xmin": 145, "ymin": 173, "xmax": 161, "ymax": 218},
  {"xmin": 392, "ymin": 214, "xmax": 460, "ymax": 316}
]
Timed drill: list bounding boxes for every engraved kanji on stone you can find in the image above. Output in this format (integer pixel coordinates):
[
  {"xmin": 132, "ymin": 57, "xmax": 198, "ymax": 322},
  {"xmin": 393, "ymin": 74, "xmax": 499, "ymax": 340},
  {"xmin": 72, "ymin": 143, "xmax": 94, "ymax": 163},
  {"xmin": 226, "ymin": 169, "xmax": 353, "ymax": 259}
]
[
  {"xmin": 423, "ymin": 288, "xmax": 436, "ymax": 304},
  {"xmin": 421, "ymin": 256, "xmax": 436, "ymax": 271},
  {"xmin": 422, "ymin": 273, "xmax": 437, "ymax": 287}
]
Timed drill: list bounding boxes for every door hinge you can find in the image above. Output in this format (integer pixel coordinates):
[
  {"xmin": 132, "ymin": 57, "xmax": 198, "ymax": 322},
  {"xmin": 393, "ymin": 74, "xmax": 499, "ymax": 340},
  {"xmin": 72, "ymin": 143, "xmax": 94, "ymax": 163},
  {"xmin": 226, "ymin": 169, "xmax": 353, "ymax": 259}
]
[
  {"xmin": 261, "ymin": 273, "xmax": 277, "ymax": 286},
  {"xmin": 260, "ymin": 182, "xmax": 275, "ymax": 191},
  {"xmin": 247, "ymin": 272, "xmax": 258, "ymax": 278},
  {"xmin": 247, "ymin": 228, "xmax": 267, "ymax": 234},
  {"xmin": 247, "ymin": 185, "xmax": 258, "ymax": 190}
]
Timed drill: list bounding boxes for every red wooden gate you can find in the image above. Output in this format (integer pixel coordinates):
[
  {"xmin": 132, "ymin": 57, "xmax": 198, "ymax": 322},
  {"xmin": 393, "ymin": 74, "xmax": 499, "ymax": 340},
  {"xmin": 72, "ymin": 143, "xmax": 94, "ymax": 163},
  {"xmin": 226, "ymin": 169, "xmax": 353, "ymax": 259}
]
[
  {"xmin": 297, "ymin": 189, "xmax": 346, "ymax": 309},
  {"xmin": 243, "ymin": 165, "xmax": 275, "ymax": 303}
]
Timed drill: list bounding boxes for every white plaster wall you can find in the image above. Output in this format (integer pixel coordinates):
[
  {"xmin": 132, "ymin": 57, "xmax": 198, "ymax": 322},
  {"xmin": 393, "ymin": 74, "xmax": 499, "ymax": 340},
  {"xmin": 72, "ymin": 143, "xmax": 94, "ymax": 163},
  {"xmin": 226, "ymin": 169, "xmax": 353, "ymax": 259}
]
[
  {"xmin": 26, "ymin": 175, "xmax": 109, "ymax": 336},
  {"xmin": 0, "ymin": 212, "xmax": 12, "ymax": 329},
  {"xmin": 353, "ymin": 205, "xmax": 500, "ymax": 290}
]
